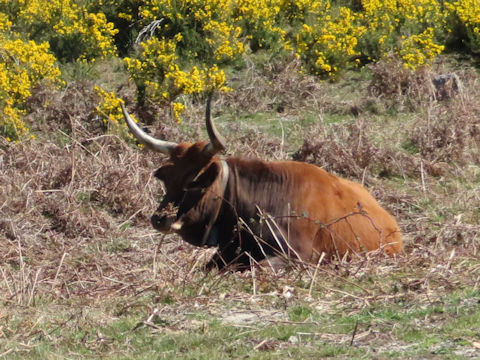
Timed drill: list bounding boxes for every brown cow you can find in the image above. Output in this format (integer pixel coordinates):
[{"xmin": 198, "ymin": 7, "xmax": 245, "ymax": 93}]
[{"xmin": 121, "ymin": 97, "xmax": 402, "ymax": 270}]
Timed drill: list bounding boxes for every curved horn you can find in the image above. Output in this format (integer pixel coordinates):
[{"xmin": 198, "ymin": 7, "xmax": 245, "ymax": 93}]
[
  {"xmin": 203, "ymin": 94, "xmax": 226, "ymax": 156},
  {"xmin": 121, "ymin": 103, "xmax": 177, "ymax": 154}
]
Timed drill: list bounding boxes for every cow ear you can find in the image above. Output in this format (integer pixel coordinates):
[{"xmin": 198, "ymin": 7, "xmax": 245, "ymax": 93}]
[{"xmin": 185, "ymin": 162, "xmax": 219, "ymax": 190}]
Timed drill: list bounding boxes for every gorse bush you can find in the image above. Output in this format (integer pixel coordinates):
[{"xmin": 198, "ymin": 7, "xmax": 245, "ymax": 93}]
[
  {"xmin": 1, "ymin": 0, "xmax": 479, "ymax": 140},
  {"xmin": 446, "ymin": 0, "xmax": 480, "ymax": 53},
  {"xmin": 398, "ymin": 28, "xmax": 445, "ymax": 70},
  {"xmin": 137, "ymin": 0, "xmax": 245, "ymax": 62},
  {"xmin": 358, "ymin": 0, "xmax": 446, "ymax": 65},
  {"xmin": 0, "ymin": 20, "xmax": 61, "ymax": 140},
  {"xmin": 1, "ymin": 0, "xmax": 118, "ymax": 62},
  {"xmin": 0, "ymin": 0, "xmax": 116, "ymax": 140},
  {"xmin": 124, "ymin": 36, "xmax": 231, "ymax": 109},
  {"xmin": 94, "ymin": 85, "xmax": 143, "ymax": 140},
  {"xmin": 124, "ymin": 0, "xmax": 245, "ymax": 111},
  {"xmin": 296, "ymin": 6, "xmax": 366, "ymax": 77}
]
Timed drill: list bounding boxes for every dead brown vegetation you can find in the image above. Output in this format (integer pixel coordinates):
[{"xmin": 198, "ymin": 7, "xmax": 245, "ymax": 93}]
[
  {"xmin": 295, "ymin": 57, "xmax": 480, "ymax": 177},
  {"xmin": 223, "ymin": 56, "xmax": 326, "ymax": 115},
  {"xmin": 0, "ymin": 56, "xmax": 479, "ymax": 358},
  {"xmin": 0, "ymin": 132, "xmax": 164, "ymax": 303}
]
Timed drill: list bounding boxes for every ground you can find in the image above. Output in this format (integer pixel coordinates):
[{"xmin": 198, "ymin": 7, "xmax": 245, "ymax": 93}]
[{"xmin": 1, "ymin": 54, "xmax": 479, "ymax": 359}]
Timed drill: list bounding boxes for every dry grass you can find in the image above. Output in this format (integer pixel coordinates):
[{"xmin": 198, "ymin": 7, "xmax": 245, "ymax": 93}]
[
  {"xmin": 1, "ymin": 55, "xmax": 479, "ymax": 358},
  {"xmin": 221, "ymin": 56, "xmax": 327, "ymax": 116}
]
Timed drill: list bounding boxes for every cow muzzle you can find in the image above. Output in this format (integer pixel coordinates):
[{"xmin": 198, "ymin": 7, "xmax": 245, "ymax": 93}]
[{"xmin": 151, "ymin": 213, "xmax": 177, "ymax": 233}]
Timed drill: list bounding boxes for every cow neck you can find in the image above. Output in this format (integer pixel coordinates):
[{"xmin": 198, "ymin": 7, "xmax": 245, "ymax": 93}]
[{"xmin": 201, "ymin": 159, "xmax": 229, "ymax": 246}]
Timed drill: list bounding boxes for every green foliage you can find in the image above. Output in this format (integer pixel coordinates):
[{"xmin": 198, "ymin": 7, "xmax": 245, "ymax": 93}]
[{"xmin": 288, "ymin": 304, "xmax": 317, "ymax": 321}]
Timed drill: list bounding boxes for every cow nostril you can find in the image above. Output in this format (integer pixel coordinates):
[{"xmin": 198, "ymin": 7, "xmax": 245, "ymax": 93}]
[
  {"xmin": 151, "ymin": 213, "xmax": 176, "ymax": 232},
  {"xmin": 151, "ymin": 214, "xmax": 165, "ymax": 228}
]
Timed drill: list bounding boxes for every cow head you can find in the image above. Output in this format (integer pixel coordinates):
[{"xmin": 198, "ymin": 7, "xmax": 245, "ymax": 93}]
[{"xmin": 121, "ymin": 97, "xmax": 228, "ymax": 246}]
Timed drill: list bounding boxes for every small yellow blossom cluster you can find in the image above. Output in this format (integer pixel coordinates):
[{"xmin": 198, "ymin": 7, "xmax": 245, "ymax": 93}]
[
  {"xmin": 232, "ymin": 0, "xmax": 286, "ymax": 50},
  {"xmin": 138, "ymin": 0, "xmax": 246, "ymax": 62},
  {"xmin": 172, "ymin": 102, "xmax": 185, "ymax": 123},
  {"xmin": 362, "ymin": 0, "xmax": 444, "ymax": 30},
  {"xmin": 204, "ymin": 20, "xmax": 244, "ymax": 62},
  {"xmin": 359, "ymin": 0, "xmax": 445, "ymax": 68},
  {"xmin": 94, "ymin": 86, "xmax": 138, "ymax": 139},
  {"xmin": 0, "ymin": 12, "xmax": 12, "ymax": 31},
  {"xmin": 124, "ymin": 33, "xmax": 230, "ymax": 121},
  {"xmin": 124, "ymin": 37, "xmax": 178, "ymax": 95},
  {"xmin": 279, "ymin": 0, "xmax": 327, "ymax": 23},
  {"xmin": 399, "ymin": 28, "xmax": 445, "ymax": 70},
  {"xmin": 0, "ymin": 31, "xmax": 61, "ymax": 141},
  {"xmin": 94, "ymin": 86, "xmax": 125, "ymax": 126},
  {"xmin": 77, "ymin": 12, "xmax": 119, "ymax": 61}
]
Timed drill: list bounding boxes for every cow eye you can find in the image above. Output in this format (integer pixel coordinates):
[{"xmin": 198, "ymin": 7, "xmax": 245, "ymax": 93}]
[{"xmin": 184, "ymin": 163, "xmax": 219, "ymax": 191}]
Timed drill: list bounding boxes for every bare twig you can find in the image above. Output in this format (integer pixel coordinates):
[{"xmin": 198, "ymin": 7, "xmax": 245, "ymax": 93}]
[
  {"xmin": 350, "ymin": 320, "xmax": 359, "ymax": 346},
  {"xmin": 308, "ymin": 252, "xmax": 325, "ymax": 298}
]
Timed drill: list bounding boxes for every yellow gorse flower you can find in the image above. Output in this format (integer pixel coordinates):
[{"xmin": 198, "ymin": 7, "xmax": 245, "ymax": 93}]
[
  {"xmin": 0, "ymin": 30, "xmax": 61, "ymax": 141},
  {"xmin": 296, "ymin": 6, "xmax": 366, "ymax": 77},
  {"xmin": 172, "ymin": 102, "xmax": 185, "ymax": 123},
  {"xmin": 399, "ymin": 28, "xmax": 445, "ymax": 70},
  {"xmin": 124, "ymin": 31, "xmax": 231, "ymax": 105},
  {"xmin": 94, "ymin": 86, "xmax": 139, "ymax": 142},
  {"xmin": 2, "ymin": 0, "xmax": 118, "ymax": 61},
  {"xmin": 94, "ymin": 86, "xmax": 125, "ymax": 125}
]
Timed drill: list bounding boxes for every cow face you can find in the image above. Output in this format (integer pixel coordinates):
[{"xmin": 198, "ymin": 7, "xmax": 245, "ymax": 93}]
[
  {"xmin": 150, "ymin": 143, "xmax": 225, "ymax": 246},
  {"xmin": 121, "ymin": 96, "xmax": 227, "ymax": 246},
  {"xmin": 149, "ymin": 143, "xmax": 207, "ymax": 233}
]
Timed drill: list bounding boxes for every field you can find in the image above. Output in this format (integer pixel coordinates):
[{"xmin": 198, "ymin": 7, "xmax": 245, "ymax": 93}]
[
  {"xmin": 1, "ymin": 51, "xmax": 479, "ymax": 359},
  {"xmin": 1, "ymin": 1, "xmax": 480, "ymax": 357}
]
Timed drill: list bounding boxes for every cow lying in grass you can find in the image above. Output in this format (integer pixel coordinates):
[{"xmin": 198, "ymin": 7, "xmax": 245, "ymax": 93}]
[{"xmin": 121, "ymin": 97, "xmax": 403, "ymax": 270}]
